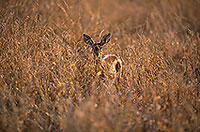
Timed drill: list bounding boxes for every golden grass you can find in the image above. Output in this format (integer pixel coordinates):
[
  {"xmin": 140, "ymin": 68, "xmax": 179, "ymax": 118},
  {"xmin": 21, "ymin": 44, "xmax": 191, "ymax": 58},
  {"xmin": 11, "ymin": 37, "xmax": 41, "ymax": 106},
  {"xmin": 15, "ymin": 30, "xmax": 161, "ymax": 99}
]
[{"xmin": 0, "ymin": 0, "xmax": 200, "ymax": 131}]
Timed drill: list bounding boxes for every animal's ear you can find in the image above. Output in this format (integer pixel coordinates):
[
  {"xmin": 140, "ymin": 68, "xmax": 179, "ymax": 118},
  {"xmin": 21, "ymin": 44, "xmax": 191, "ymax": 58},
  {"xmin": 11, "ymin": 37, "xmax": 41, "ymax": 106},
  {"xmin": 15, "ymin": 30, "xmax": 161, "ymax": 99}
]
[
  {"xmin": 83, "ymin": 34, "xmax": 94, "ymax": 45},
  {"xmin": 100, "ymin": 33, "xmax": 111, "ymax": 46}
]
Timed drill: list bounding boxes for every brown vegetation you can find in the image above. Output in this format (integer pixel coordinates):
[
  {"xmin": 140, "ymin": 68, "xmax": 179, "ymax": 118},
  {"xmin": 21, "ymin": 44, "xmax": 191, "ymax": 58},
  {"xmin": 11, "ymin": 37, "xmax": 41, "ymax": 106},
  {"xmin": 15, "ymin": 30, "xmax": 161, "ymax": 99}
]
[{"xmin": 0, "ymin": 0, "xmax": 200, "ymax": 131}]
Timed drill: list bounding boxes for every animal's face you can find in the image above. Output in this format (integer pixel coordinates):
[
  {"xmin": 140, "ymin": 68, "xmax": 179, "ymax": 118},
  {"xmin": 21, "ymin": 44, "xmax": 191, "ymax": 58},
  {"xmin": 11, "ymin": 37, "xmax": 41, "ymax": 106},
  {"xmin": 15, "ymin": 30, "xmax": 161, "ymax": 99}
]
[
  {"xmin": 83, "ymin": 33, "xmax": 111, "ymax": 57},
  {"xmin": 91, "ymin": 43, "xmax": 103, "ymax": 57}
]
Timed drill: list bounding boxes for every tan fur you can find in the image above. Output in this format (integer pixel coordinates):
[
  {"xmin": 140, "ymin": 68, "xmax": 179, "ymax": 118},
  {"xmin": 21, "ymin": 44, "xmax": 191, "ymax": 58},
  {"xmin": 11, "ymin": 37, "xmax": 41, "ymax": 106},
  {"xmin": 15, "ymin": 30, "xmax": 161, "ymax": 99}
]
[{"xmin": 101, "ymin": 54, "xmax": 122, "ymax": 77}]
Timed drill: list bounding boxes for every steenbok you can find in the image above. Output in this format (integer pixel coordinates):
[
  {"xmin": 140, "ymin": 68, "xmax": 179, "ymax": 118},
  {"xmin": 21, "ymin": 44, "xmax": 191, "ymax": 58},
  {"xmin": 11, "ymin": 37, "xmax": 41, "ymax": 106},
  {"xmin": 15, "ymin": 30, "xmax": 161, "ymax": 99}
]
[{"xmin": 83, "ymin": 33, "xmax": 122, "ymax": 80}]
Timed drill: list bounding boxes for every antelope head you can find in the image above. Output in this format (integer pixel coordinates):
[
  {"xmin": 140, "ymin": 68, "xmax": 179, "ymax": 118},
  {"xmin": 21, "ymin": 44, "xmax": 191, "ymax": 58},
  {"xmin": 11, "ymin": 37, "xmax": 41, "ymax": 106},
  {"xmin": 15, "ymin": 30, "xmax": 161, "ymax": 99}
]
[{"xmin": 83, "ymin": 33, "xmax": 111, "ymax": 58}]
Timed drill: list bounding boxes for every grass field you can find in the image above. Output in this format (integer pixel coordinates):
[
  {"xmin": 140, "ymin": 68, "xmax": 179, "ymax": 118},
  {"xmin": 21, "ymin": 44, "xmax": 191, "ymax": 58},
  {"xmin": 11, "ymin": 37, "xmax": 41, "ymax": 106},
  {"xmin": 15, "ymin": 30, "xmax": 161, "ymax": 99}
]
[{"xmin": 0, "ymin": 0, "xmax": 200, "ymax": 131}]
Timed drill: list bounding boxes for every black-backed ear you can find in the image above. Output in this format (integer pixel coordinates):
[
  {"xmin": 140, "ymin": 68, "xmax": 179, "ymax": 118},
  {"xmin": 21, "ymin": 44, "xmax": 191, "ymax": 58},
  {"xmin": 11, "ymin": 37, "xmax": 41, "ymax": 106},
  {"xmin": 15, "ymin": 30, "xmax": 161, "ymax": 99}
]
[
  {"xmin": 83, "ymin": 34, "xmax": 94, "ymax": 45},
  {"xmin": 100, "ymin": 33, "xmax": 111, "ymax": 46}
]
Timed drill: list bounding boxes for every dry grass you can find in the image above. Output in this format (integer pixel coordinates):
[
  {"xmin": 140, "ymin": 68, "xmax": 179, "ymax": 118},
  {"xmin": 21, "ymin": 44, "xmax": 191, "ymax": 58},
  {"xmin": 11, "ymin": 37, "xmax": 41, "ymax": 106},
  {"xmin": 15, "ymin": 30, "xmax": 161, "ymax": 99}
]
[{"xmin": 0, "ymin": 0, "xmax": 200, "ymax": 131}]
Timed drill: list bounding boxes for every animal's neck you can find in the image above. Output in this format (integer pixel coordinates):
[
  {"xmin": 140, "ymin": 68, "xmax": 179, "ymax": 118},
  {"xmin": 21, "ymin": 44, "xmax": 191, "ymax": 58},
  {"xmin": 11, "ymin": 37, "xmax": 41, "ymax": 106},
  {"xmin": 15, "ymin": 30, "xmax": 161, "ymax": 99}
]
[
  {"xmin": 93, "ymin": 51, "xmax": 102, "ymax": 61},
  {"xmin": 94, "ymin": 55, "xmax": 101, "ymax": 65},
  {"xmin": 93, "ymin": 53, "xmax": 103, "ymax": 74}
]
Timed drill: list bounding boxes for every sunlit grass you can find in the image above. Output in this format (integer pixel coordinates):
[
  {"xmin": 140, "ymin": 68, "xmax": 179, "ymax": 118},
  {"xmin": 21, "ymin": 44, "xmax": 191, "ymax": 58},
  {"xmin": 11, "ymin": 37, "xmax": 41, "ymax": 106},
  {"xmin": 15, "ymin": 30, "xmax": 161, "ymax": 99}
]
[{"xmin": 0, "ymin": 0, "xmax": 199, "ymax": 131}]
